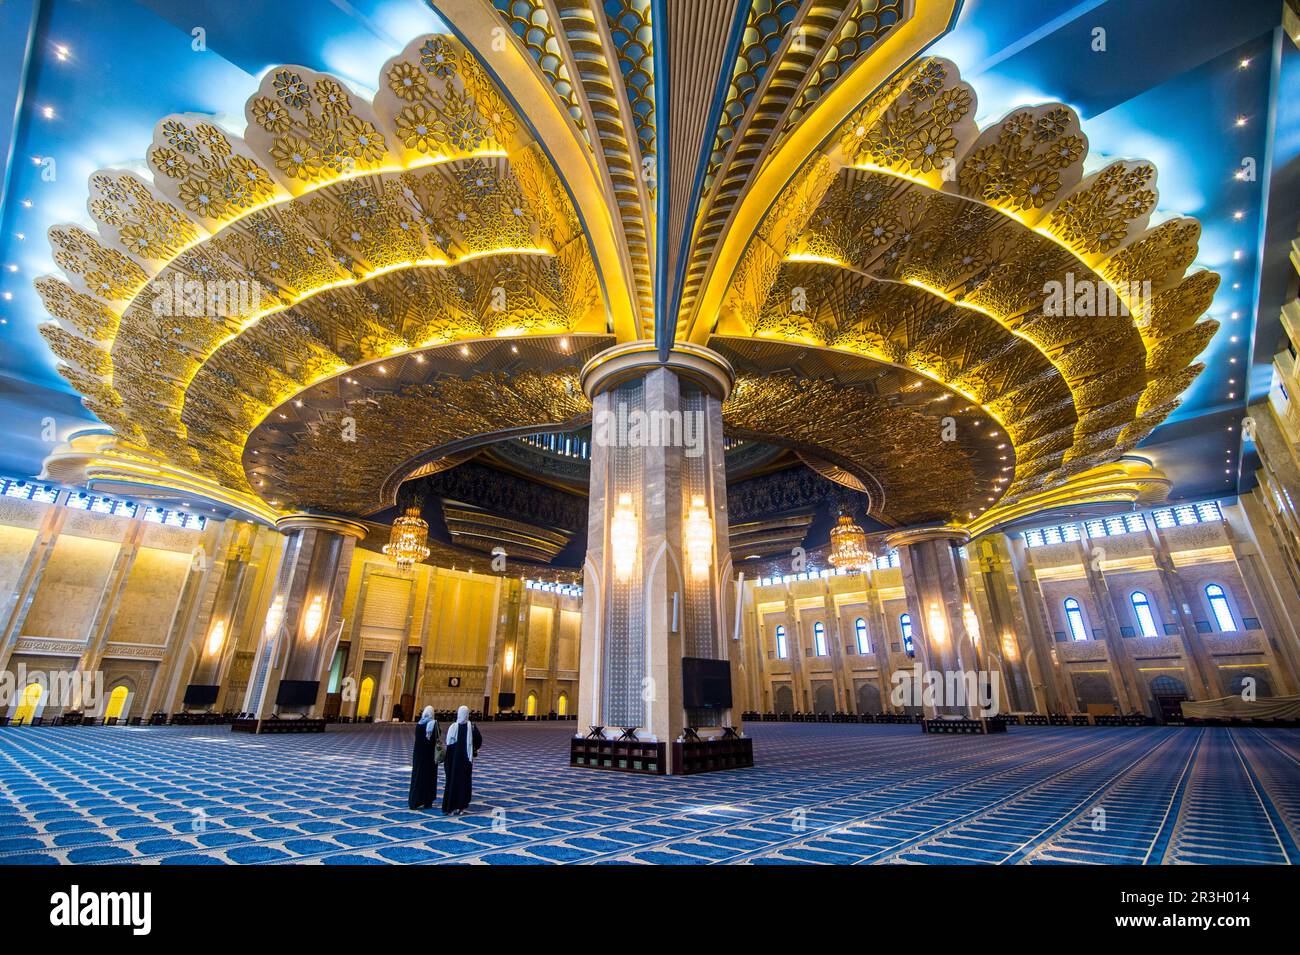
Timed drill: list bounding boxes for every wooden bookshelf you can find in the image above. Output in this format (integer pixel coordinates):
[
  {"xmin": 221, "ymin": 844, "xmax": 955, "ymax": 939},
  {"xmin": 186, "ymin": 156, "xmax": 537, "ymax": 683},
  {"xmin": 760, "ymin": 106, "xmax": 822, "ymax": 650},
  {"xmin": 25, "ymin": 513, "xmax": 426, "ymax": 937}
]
[
  {"xmin": 671, "ymin": 737, "xmax": 754, "ymax": 774},
  {"xmin": 569, "ymin": 737, "xmax": 666, "ymax": 774}
]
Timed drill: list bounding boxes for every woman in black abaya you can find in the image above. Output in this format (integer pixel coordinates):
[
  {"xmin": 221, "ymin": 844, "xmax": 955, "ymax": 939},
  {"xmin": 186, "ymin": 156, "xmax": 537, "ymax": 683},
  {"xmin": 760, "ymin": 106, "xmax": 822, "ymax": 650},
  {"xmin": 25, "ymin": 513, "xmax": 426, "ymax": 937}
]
[
  {"xmin": 441, "ymin": 705, "xmax": 482, "ymax": 815},
  {"xmin": 408, "ymin": 705, "xmax": 441, "ymax": 809}
]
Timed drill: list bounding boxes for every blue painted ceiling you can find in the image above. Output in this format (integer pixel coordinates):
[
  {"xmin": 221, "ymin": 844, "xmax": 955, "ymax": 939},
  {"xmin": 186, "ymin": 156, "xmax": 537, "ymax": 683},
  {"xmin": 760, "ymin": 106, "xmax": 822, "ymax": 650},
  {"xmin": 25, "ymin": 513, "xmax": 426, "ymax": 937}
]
[{"xmin": 0, "ymin": 0, "xmax": 1293, "ymax": 508}]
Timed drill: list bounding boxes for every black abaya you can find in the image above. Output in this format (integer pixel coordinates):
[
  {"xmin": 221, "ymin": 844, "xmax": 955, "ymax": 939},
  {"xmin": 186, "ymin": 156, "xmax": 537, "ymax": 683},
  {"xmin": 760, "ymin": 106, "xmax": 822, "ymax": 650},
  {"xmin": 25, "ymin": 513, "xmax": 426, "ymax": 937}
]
[
  {"xmin": 441, "ymin": 722, "xmax": 482, "ymax": 814},
  {"xmin": 408, "ymin": 720, "xmax": 439, "ymax": 809}
]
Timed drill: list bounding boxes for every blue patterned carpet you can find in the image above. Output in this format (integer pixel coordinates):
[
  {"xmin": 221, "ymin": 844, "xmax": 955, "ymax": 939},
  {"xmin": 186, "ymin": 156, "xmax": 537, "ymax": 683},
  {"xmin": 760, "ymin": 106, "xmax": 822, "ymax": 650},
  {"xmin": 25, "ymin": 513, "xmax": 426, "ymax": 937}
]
[{"xmin": 1, "ymin": 723, "xmax": 1297, "ymax": 865}]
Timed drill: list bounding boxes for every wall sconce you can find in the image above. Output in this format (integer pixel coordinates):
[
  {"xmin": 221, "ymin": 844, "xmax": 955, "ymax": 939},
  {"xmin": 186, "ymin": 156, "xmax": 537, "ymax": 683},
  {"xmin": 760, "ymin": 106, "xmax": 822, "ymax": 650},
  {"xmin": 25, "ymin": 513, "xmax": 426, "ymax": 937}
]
[
  {"xmin": 206, "ymin": 619, "xmax": 226, "ymax": 656},
  {"xmin": 302, "ymin": 595, "xmax": 325, "ymax": 641},
  {"xmin": 685, "ymin": 494, "xmax": 713, "ymax": 578},
  {"xmin": 928, "ymin": 602, "xmax": 948, "ymax": 644},
  {"xmin": 610, "ymin": 492, "xmax": 638, "ymax": 580},
  {"xmin": 1001, "ymin": 632, "xmax": 1018, "ymax": 660},
  {"xmin": 503, "ymin": 646, "xmax": 515, "ymax": 674},
  {"xmin": 263, "ymin": 594, "xmax": 286, "ymax": 638},
  {"xmin": 963, "ymin": 604, "xmax": 981, "ymax": 643}
]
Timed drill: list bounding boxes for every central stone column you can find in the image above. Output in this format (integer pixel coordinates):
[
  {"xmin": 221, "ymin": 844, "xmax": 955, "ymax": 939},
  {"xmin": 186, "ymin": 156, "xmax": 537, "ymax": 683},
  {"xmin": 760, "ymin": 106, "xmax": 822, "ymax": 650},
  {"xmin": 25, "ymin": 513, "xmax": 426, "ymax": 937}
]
[
  {"xmin": 887, "ymin": 526, "xmax": 985, "ymax": 718},
  {"xmin": 577, "ymin": 343, "xmax": 741, "ymax": 773},
  {"xmin": 242, "ymin": 514, "xmax": 367, "ymax": 722}
]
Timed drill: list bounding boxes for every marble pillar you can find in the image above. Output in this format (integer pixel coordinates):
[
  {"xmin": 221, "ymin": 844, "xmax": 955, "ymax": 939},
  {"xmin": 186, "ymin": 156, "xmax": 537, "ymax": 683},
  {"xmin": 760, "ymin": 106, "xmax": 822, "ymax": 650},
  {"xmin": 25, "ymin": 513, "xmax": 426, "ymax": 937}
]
[
  {"xmin": 180, "ymin": 523, "xmax": 256, "ymax": 710},
  {"xmin": 576, "ymin": 343, "xmax": 737, "ymax": 772},
  {"xmin": 968, "ymin": 535, "xmax": 1043, "ymax": 713},
  {"xmin": 888, "ymin": 527, "xmax": 983, "ymax": 718},
  {"xmin": 242, "ymin": 514, "xmax": 366, "ymax": 719}
]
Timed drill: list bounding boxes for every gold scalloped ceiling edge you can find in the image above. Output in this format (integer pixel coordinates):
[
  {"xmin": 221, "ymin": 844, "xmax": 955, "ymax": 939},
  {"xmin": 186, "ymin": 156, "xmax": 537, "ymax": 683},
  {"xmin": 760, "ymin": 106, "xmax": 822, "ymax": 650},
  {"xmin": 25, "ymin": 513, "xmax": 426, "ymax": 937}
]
[
  {"xmin": 708, "ymin": 55, "xmax": 1219, "ymax": 515},
  {"xmin": 33, "ymin": 32, "xmax": 616, "ymax": 498}
]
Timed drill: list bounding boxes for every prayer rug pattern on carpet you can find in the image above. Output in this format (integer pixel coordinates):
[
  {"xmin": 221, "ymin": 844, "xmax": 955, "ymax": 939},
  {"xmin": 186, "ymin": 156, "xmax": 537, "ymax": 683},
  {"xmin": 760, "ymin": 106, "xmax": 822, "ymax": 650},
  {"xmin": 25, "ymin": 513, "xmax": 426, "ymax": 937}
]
[{"xmin": 1, "ymin": 723, "xmax": 1296, "ymax": 865}]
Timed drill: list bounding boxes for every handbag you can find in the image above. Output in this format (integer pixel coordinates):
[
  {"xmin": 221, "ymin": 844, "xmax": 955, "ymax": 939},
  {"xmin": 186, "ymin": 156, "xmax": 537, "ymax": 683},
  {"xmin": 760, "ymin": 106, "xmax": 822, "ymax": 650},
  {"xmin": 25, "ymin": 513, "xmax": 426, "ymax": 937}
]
[{"xmin": 433, "ymin": 727, "xmax": 446, "ymax": 765}]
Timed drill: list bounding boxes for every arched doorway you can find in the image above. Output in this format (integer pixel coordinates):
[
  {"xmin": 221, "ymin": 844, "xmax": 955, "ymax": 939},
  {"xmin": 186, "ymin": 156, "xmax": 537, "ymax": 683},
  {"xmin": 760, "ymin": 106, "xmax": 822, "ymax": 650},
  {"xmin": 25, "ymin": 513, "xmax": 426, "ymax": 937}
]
[
  {"xmin": 525, "ymin": 692, "xmax": 537, "ymax": 717},
  {"xmin": 104, "ymin": 685, "xmax": 130, "ymax": 722},
  {"xmin": 813, "ymin": 684, "xmax": 835, "ymax": 715},
  {"xmin": 1149, "ymin": 674, "xmax": 1189, "ymax": 723},
  {"xmin": 14, "ymin": 682, "xmax": 44, "ymax": 724},
  {"xmin": 357, "ymin": 676, "xmax": 376, "ymax": 720},
  {"xmin": 773, "ymin": 684, "xmax": 794, "ymax": 715},
  {"xmin": 556, "ymin": 693, "xmax": 568, "ymax": 717},
  {"xmin": 856, "ymin": 681, "xmax": 883, "ymax": 715}
]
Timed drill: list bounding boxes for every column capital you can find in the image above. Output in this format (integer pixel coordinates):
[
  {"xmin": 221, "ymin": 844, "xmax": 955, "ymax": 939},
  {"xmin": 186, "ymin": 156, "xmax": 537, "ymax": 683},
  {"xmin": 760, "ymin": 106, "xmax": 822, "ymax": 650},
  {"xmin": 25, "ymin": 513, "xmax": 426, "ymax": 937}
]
[
  {"xmin": 580, "ymin": 340, "xmax": 735, "ymax": 401},
  {"xmin": 884, "ymin": 524, "xmax": 970, "ymax": 550},
  {"xmin": 274, "ymin": 512, "xmax": 369, "ymax": 540}
]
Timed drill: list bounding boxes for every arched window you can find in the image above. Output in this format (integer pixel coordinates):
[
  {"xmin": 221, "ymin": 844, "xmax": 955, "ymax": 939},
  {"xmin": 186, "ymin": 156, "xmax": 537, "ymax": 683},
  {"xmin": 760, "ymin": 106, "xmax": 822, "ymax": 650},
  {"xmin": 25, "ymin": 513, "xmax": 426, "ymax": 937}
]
[
  {"xmin": 855, "ymin": 617, "xmax": 870, "ymax": 655},
  {"xmin": 813, "ymin": 621, "xmax": 828, "ymax": 656},
  {"xmin": 556, "ymin": 693, "xmax": 568, "ymax": 717},
  {"xmin": 1064, "ymin": 597, "xmax": 1088, "ymax": 641},
  {"xmin": 1205, "ymin": 584, "xmax": 1237, "ymax": 632},
  {"xmin": 1130, "ymin": 591, "xmax": 1158, "ymax": 637},
  {"xmin": 899, "ymin": 613, "xmax": 914, "ymax": 656},
  {"xmin": 775, "ymin": 625, "xmax": 788, "ymax": 659},
  {"xmin": 525, "ymin": 692, "xmax": 537, "ymax": 716}
]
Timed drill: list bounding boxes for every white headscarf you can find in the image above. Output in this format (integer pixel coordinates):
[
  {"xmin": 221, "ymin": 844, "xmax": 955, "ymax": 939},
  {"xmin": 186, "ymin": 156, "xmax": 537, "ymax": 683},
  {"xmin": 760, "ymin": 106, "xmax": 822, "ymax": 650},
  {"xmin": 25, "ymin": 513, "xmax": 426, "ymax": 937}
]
[
  {"xmin": 419, "ymin": 705, "xmax": 437, "ymax": 739},
  {"xmin": 445, "ymin": 705, "xmax": 473, "ymax": 762}
]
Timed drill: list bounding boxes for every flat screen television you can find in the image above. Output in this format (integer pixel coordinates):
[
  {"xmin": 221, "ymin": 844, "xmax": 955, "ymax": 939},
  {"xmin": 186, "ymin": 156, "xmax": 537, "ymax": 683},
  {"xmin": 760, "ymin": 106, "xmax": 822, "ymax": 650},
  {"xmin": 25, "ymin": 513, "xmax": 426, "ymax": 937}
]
[
  {"xmin": 183, "ymin": 684, "xmax": 219, "ymax": 705},
  {"xmin": 275, "ymin": 679, "xmax": 320, "ymax": 706},
  {"xmin": 497, "ymin": 692, "xmax": 516, "ymax": 710},
  {"xmin": 682, "ymin": 657, "xmax": 732, "ymax": 710}
]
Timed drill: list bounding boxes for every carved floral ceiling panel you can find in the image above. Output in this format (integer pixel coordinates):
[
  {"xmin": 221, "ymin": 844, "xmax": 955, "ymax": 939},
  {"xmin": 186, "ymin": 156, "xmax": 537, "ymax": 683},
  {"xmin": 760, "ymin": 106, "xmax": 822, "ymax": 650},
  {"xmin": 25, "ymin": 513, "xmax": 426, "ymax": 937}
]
[
  {"xmin": 36, "ymin": 33, "xmax": 605, "ymax": 501},
  {"xmin": 714, "ymin": 56, "xmax": 1218, "ymax": 521},
  {"xmin": 37, "ymin": 11, "xmax": 1216, "ymax": 534}
]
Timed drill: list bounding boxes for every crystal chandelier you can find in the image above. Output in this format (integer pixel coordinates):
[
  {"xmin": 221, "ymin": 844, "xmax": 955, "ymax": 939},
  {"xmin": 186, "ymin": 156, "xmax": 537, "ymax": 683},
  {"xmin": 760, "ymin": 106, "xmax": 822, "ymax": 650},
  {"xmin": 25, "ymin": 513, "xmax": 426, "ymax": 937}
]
[
  {"xmin": 383, "ymin": 505, "xmax": 430, "ymax": 572},
  {"xmin": 685, "ymin": 494, "xmax": 713, "ymax": 578},
  {"xmin": 828, "ymin": 512, "xmax": 872, "ymax": 572}
]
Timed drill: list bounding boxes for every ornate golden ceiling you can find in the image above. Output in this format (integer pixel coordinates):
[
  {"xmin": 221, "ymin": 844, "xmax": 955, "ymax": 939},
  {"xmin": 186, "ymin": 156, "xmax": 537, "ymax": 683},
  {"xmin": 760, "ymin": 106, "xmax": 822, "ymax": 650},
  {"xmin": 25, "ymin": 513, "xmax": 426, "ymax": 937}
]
[
  {"xmin": 37, "ymin": 4, "xmax": 1216, "ymax": 537},
  {"xmin": 37, "ymin": 33, "xmax": 604, "ymax": 504},
  {"xmin": 705, "ymin": 56, "xmax": 1218, "ymax": 523}
]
